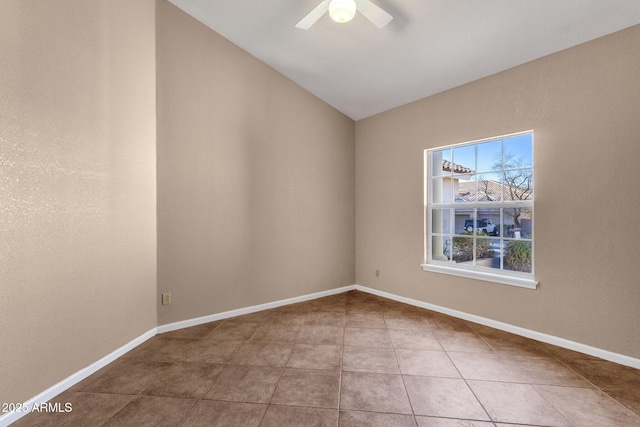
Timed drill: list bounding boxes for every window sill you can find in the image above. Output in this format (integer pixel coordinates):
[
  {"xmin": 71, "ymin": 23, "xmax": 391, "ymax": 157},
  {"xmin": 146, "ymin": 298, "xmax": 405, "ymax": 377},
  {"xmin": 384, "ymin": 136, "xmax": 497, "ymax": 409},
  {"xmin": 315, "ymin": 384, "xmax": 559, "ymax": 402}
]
[{"xmin": 421, "ymin": 264, "xmax": 538, "ymax": 289}]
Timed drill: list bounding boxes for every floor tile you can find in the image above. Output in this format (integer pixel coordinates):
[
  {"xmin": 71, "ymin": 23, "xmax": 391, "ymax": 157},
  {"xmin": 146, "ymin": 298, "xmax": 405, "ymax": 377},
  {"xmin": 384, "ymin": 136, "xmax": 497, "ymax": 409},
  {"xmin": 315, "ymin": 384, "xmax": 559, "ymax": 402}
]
[
  {"xmin": 604, "ymin": 384, "xmax": 640, "ymax": 416},
  {"xmin": 124, "ymin": 336, "xmax": 196, "ymax": 362},
  {"xmin": 566, "ymin": 358, "xmax": 640, "ymax": 384},
  {"xmin": 343, "ymin": 346, "xmax": 400, "ymax": 374},
  {"xmin": 420, "ymin": 313, "xmax": 474, "ymax": 333},
  {"xmin": 271, "ymin": 368, "xmax": 340, "ymax": 408},
  {"xmin": 141, "ymin": 361, "xmax": 224, "ymax": 399},
  {"xmin": 447, "ymin": 352, "xmax": 525, "ymax": 383},
  {"xmin": 389, "ymin": 329, "xmax": 442, "ymax": 350},
  {"xmin": 180, "ymin": 400, "xmax": 266, "ymax": 427},
  {"xmin": 74, "ymin": 359, "xmax": 172, "ymax": 395},
  {"xmin": 345, "ymin": 313, "xmax": 386, "ymax": 329},
  {"xmin": 260, "ymin": 405, "xmax": 339, "ymax": 427},
  {"xmin": 450, "ymin": 351, "xmax": 589, "ymax": 387},
  {"xmin": 286, "ymin": 344, "xmax": 343, "ymax": 370},
  {"xmin": 346, "ymin": 302, "xmax": 382, "ymax": 314},
  {"xmin": 379, "ymin": 301, "xmax": 420, "ymax": 316},
  {"xmin": 204, "ymin": 365, "xmax": 282, "ymax": 403},
  {"xmin": 467, "ymin": 380, "xmax": 570, "ymax": 426},
  {"xmin": 503, "ymin": 354, "xmax": 591, "ymax": 387},
  {"xmin": 306, "ymin": 298, "xmax": 347, "ymax": 313},
  {"xmin": 394, "ymin": 349, "xmax": 460, "ymax": 378},
  {"xmin": 474, "ymin": 327, "xmax": 552, "ymax": 358},
  {"xmin": 264, "ymin": 312, "xmax": 307, "ymax": 326},
  {"xmin": 347, "ymin": 293, "xmax": 380, "ymax": 302},
  {"xmin": 206, "ymin": 321, "xmax": 261, "ymax": 341},
  {"xmin": 182, "ymin": 339, "xmax": 245, "ymax": 364},
  {"xmin": 485, "ymin": 338, "xmax": 554, "ymax": 358},
  {"xmin": 250, "ymin": 323, "xmax": 302, "ymax": 343},
  {"xmin": 340, "ymin": 410, "xmax": 417, "ymax": 426},
  {"xmin": 101, "ymin": 395, "xmax": 196, "ymax": 427},
  {"xmin": 298, "ymin": 325, "xmax": 345, "ymax": 345},
  {"xmin": 340, "ymin": 372, "xmax": 412, "ymax": 414},
  {"xmin": 229, "ymin": 310, "xmax": 272, "ymax": 323},
  {"xmin": 535, "ymin": 341, "xmax": 601, "ymax": 361},
  {"xmin": 305, "ymin": 311, "xmax": 346, "ymax": 327},
  {"xmin": 384, "ymin": 314, "xmax": 430, "ymax": 330},
  {"xmin": 281, "ymin": 301, "xmax": 318, "ymax": 312},
  {"xmin": 415, "ymin": 417, "xmax": 494, "ymax": 426},
  {"xmin": 344, "ymin": 327, "xmax": 392, "ymax": 347},
  {"xmin": 403, "ymin": 376, "xmax": 489, "ymax": 420},
  {"xmin": 231, "ymin": 341, "xmax": 293, "ymax": 367},
  {"xmin": 320, "ymin": 292, "xmax": 348, "ymax": 301},
  {"xmin": 534, "ymin": 384, "xmax": 640, "ymax": 427},
  {"xmin": 433, "ymin": 330, "xmax": 493, "ymax": 353},
  {"xmin": 493, "ymin": 424, "xmax": 540, "ymax": 427},
  {"xmin": 271, "ymin": 302, "xmax": 310, "ymax": 313}
]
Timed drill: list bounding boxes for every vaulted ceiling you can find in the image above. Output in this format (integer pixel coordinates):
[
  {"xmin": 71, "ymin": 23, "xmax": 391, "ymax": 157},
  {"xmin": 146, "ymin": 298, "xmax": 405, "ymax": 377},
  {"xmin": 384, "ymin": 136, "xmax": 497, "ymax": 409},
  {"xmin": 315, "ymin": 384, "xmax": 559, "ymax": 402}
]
[{"xmin": 168, "ymin": 0, "xmax": 640, "ymax": 120}]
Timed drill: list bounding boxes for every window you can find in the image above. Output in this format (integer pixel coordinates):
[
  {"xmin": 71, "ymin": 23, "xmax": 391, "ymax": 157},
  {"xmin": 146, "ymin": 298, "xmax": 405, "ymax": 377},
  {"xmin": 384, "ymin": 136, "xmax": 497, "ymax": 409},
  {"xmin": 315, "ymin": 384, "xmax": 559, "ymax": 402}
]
[{"xmin": 423, "ymin": 131, "xmax": 537, "ymax": 289}]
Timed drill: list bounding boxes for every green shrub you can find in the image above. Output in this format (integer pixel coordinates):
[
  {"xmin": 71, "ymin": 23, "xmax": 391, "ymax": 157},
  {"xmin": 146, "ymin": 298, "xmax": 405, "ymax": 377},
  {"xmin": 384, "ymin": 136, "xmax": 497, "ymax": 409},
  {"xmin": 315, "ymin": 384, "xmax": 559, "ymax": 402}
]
[
  {"xmin": 452, "ymin": 235, "xmax": 495, "ymax": 263},
  {"xmin": 452, "ymin": 236, "xmax": 473, "ymax": 262},
  {"xmin": 504, "ymin": 240, "xmax": 532, "ymax": 272}
]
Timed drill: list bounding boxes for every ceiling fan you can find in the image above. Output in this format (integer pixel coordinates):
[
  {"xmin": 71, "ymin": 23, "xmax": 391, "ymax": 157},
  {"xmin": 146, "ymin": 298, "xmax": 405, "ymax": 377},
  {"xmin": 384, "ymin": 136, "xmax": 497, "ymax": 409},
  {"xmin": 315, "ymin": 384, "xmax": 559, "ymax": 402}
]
[{"xmin": 296, "ymin": 0, "xmax": 393, "ymax": 29}]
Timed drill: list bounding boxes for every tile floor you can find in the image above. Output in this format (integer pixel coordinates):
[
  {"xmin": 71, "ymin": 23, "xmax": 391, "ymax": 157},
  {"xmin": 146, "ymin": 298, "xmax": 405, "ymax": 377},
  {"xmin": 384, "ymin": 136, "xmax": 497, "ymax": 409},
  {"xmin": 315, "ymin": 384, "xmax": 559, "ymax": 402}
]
[{"xmin": 13, "ymin": 290, "xmax": 640, "ymax": 426}]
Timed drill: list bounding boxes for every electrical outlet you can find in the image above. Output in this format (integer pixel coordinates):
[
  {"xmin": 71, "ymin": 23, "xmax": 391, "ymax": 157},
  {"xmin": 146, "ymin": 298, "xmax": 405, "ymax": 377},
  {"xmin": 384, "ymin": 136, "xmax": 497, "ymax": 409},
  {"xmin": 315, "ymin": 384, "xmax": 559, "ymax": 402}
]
[
  {"xmin": 161, "ymin": 293, "xmax": 171, "ymax": 305},
  {"xmin": 375, "ymin": 269, "xmax": 380, "ymax": 278}
]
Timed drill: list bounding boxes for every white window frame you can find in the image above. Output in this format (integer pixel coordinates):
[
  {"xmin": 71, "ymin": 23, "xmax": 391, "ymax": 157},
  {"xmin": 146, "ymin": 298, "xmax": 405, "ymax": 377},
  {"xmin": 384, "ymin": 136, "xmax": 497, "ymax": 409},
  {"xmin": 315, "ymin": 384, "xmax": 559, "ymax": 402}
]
[{"xmin": 422, "ymin": 131, "xmax": 538, "ymax": 289}]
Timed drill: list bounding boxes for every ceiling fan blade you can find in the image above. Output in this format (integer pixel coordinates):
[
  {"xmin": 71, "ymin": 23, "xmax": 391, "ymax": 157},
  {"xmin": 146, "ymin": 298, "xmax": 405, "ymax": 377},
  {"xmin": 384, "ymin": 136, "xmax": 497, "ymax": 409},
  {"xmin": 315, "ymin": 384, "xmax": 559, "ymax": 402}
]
[
  {"xmin": 355, "ymin": 0, "xmax": 393, "ymax": 28},
  {"xmin": 295, "ymin": 1, "xmax": 329, "ymax": 29}
]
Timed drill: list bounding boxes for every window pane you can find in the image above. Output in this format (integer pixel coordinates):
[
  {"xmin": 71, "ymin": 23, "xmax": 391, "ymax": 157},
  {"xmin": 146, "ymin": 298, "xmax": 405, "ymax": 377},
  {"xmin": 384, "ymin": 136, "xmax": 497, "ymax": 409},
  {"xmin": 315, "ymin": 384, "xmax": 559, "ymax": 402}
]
[
  {"xmin": 452, "ymin": 145, "xmax": 475, "ymax": 173},
  {"xmin": 431, "ymin": 177, "xmax": 453, "ymax": 204},
  {"xmin": 477, "ymin": 139, "xmax": 502, "ymax": 173},
  {"xmin": 454, "ymin": 208, "xmax": 474, "ymax": 235},
  {"xmin": 431, "ymin": 208, "xmax": 452, "ymax": 234},
  {"xmin": 504, "ymin": 134, "xmax": 533, "ymax": 168},
  {"xmin": 432, "ymin": 236, "xmax": 452, "ymax": 261},
  {"xmin": 452, "ymin": 236, "xmax": 473, "ymax": 263},
  {"xmin": 503, "ymin": 240, "xmax": 532, "ymax": 273},
  {"xmin": 503, "ymin": 168, "xmax": 533, "ymax": 201},
  {"xmin": 503, "ymin": 207, "xmax": 532, "ymax": 238},
  {"xmin": 476, "ymin": 172, "xmax": 502, "ymax": 202},
  {"xmin": 476, "ymin": 238, "xmax": 501, "ymax": 270},
  {"xmin": 475, "ymin": 208, "xmax": 500, "ymax": 236},
  {"xmin": 454, "ymin": 174, "xmax": 475, "ymax": 203}
]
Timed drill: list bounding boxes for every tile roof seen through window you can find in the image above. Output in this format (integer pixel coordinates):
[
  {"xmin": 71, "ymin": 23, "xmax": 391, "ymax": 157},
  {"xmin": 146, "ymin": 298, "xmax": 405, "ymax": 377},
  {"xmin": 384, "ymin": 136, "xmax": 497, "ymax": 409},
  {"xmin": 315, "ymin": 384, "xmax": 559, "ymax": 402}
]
[
  {"xmin": 457, "ymin": 180, "xmax": 533, "ymax": 203},
  {"xmin": 442, "ymin": 160, "xmax": 474, "ymax": 174}
]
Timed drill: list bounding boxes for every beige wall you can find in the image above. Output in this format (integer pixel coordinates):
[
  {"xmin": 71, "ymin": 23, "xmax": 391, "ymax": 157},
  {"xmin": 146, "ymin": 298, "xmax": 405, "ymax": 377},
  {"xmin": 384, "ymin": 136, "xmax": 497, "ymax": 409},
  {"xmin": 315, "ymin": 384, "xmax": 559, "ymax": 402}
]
[
  {"xmin": 3, "ymin": 0, "xmax": 637, "ymax": 410},
  {"xmin": 0, "ymin": 0, "xmax": 157, "ymax": 404},
  {"xmin": 156, "ymin": 2, "xmax": 355, "ymax": 325},
  {"xmin": 356, "ymin": 25, "xmax": 640, "ymax": 358}
]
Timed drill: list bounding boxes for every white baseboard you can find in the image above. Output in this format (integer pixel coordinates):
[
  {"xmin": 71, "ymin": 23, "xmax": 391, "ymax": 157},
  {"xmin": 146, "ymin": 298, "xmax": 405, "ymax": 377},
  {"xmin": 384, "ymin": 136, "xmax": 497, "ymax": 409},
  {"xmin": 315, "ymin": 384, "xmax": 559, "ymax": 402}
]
[
  {"xmin": 0, "ymin": 328, "xmax": 157, "ymax": 427},
  {"xmin": 355, "ymin": 284, "xmax": 640, "ymax": 370},
  {"xmin": 157, "ymin": 285, "xmax": 356, "ymax": 334}
]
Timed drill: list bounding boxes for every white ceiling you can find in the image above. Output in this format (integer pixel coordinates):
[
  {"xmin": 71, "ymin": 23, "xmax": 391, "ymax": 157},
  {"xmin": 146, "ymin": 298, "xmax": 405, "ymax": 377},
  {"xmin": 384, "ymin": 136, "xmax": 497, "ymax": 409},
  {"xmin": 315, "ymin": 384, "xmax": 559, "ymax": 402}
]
[{"xmin": 168, "ymin": 0, "xmax": 640, "ymax": 120}]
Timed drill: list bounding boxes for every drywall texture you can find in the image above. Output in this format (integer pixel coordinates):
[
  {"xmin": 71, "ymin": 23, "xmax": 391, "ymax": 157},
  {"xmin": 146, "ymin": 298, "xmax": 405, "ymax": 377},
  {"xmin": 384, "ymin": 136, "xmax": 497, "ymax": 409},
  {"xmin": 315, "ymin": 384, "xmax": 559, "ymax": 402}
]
[
  {"xmin": 156, "ymin": 1, "xmax": 355, "ymax": 325},
  {"xmin": 0, "ymin": 0, "xmax": 157, "ymax": 404},
  {"xmin": 356, "ymin": 25, "xmax": 640, "ymax": 359}
]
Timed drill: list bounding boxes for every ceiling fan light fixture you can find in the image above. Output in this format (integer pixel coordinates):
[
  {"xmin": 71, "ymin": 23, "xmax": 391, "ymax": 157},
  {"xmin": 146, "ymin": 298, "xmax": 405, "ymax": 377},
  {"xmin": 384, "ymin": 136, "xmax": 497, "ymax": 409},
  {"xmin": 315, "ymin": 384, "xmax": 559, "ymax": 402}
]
[{"xmin": 329, "ymin": 0, "xmax": 357, "ymax": 23}]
